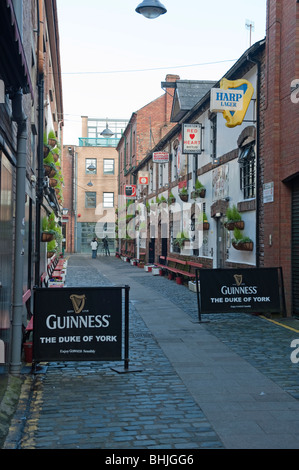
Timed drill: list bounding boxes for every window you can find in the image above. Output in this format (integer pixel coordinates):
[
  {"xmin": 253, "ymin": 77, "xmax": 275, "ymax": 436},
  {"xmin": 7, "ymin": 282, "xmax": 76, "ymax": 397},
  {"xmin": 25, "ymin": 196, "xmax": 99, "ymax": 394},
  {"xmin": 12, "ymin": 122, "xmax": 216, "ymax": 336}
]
[
  {"xmin": 103, "ymin": 192, "xmax": 114, "ymax": 208},
  {"xmin": 85, "ymin": 158, "xmax": 97, "ymax": 174},
  {"xmin": 85, "ymin": 192, "xmax": 96, "ymax": 208},
  {"xmin": 238, "ymin": 144, "xmax": 255, "ymax": 199},
  {"xmin": 103, "ymin": 159, "xmax": 114, "ymax": 174},
  {"xmin": 210, "ymin": 114, "xmax": 217, "ymax": 160}
]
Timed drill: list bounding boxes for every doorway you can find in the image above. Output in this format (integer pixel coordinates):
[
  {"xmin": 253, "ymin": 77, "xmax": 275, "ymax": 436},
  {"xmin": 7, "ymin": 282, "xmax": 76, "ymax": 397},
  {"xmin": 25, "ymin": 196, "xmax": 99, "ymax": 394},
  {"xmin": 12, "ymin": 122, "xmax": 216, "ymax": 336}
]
[
  {"xmin": 149, "ymin": 238, "xmax": 155, "ymax": 264},
  {"xmin": 216, "ymin": 216, "xmax": 227, "ymax": 269}
]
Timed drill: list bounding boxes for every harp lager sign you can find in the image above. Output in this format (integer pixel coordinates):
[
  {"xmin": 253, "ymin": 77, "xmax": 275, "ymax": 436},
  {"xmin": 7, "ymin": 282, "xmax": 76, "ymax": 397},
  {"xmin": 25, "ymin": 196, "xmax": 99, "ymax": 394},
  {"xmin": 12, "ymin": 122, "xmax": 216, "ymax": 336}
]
[{"xmin": 33, "ymin": 287, "xmax": 123, "ymax": 362}]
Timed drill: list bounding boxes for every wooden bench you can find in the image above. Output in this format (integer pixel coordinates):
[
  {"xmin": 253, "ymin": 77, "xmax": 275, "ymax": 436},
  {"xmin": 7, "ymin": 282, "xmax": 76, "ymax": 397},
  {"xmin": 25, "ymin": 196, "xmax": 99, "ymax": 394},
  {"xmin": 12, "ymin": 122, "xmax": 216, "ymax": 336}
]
[
  {"xmin": 187, "ymin": 260, "xmax": 203, "ymax": 277},
  {"xmin": 165, "ymin": 257, "xmax": 203, "ymax": 283},
  {"xmin": 47, "ymin": 256, "xmax": 66, "ymax": 281},
  {"xmin": 40, "ymin": 272, "xmax": 48, "ymax": 287},
  {"xmin": 166, "ymin": 257, "xmax": 193, "ymax": 279}
]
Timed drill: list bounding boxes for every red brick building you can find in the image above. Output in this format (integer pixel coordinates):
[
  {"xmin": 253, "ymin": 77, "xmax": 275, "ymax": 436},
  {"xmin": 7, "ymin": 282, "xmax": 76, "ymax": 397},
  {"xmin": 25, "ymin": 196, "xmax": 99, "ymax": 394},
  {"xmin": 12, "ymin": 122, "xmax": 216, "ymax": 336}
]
[
  {"xmin": 117, "ymin": 74, "xmax": 179, "ymax": 198},
  {"xmin": 261, "ymin": 0, "xmax": 299, "ymax": 316}
]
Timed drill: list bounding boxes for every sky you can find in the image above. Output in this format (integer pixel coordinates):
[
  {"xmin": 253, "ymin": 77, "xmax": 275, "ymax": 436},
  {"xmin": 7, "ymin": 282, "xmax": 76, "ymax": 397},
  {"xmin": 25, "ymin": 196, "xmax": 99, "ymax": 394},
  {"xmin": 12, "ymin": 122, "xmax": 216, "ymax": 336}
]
[{"xmin": 57, "ymin": 0, "xmax": 267, "ymax": 145}]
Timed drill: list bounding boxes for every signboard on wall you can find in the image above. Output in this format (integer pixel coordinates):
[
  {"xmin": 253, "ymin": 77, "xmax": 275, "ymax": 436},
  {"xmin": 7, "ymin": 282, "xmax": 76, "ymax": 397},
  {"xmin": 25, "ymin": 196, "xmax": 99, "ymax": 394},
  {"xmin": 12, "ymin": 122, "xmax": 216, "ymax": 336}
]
[
  {"xmin": 153, "ymin": 152, "xmax": 169, "ymax": 163},
  {"xmin": 199, "ymin": 268, "xmax": 284, "ymax": 315},
  {"xmin": 33, "ymin": 287, "xmax": 123, "ymax": 362},
  {"xmin": 182, "ymin": 123, "xmax": 202, "ymax": 154},
  {"xmin": 125, "ymin": 185, "xmax": 137, "ymax": 198},
  {"xmin": 138, "ymin": 171, "xmax": 149, "ymax": 185},
  {"xmin": 210, "ymin": 78, "xmax": 254, "ymax": 128}
]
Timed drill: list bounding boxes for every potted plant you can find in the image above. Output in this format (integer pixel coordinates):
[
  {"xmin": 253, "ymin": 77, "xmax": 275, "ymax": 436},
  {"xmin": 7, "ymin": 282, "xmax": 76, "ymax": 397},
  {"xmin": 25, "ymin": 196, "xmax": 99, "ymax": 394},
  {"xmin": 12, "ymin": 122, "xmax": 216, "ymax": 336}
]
[
  {"xmin": 168, "ymin": 191, "xmax": 176, "ymax": 205},
  {"xmin": 191, "ymin": 180, "xmax": 206, "ymax": 199},
  {"xmin": 160, "ymin": 195, "xmax": 167, "ymax": 204},
  {"xmin": 225, "ymin": 205, "xmax": 244, "ymax": 230},
  {"xmin": 179, "ymin": 186, "xmax": 189, "ymax": 202},
  {"xmin": 41, "ymin": 215, "xmax": 55, "ymax": 242},
  {"xmin": 48, "ymin": 129, "xmax": 57, "ymax": 148},
  {"xmin": 198, "ymin": 212, "xmax": 209, "ymax": 230},
  {"xmin": 173, "ymin": 231, "xmax": 190, "ymax": 249},
  {"xmin": 47, "ymin": 239, "xmax": 57, "ymax": 258},
  {"xmin": 43, "ymin": 131, "xmax": 50, "ymax": 158},
  {"xmin": 50, "ymin": 147, "xmax": 60, "ymax": 162},
  {"xmin": 232, "ymin": 227, "xmax": 253, "ymax": 251}
]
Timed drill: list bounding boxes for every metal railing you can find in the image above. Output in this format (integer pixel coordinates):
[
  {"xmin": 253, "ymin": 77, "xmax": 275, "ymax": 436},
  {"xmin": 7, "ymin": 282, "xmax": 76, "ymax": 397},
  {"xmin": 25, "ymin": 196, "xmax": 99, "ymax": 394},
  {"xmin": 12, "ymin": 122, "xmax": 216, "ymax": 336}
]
[{"xmin": 79, "ymin": 137, "xmax": 120, "ymax": 148}]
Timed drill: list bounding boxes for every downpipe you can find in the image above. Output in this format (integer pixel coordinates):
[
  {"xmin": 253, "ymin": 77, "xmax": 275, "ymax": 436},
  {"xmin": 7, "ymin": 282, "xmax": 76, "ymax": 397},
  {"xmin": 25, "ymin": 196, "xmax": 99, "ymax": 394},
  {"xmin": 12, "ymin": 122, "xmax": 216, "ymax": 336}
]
[{"xmin": 10, "ymin": 89, "xmax": 28, "ymax": 375}]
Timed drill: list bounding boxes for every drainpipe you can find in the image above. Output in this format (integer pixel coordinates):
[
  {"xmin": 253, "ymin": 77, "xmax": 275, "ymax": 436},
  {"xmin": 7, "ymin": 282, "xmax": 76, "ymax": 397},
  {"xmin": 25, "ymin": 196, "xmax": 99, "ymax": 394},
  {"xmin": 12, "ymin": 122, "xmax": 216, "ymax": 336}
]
[
  {"xmin": 34, "ymin": 75, "xmax": 44, "ymax": 285},
  {"xmin": 10, "ymin": 89, "xmax": 28, "ymax": 375},
  {"xmin": 34, "ymin": 0, "xmax": 45, "ymax": 284},
  {"xmin": 247, "ymin": 53, "xmax": 261, "ymax": 268}
]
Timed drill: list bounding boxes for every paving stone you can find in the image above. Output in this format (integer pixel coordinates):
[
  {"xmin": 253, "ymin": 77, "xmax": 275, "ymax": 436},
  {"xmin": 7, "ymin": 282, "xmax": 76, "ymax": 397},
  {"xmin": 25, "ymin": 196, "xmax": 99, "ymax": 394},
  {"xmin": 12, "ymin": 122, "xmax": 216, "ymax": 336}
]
[{"xmin": 5, "ymin": 254, "xmax": 299, "ymax": 450}]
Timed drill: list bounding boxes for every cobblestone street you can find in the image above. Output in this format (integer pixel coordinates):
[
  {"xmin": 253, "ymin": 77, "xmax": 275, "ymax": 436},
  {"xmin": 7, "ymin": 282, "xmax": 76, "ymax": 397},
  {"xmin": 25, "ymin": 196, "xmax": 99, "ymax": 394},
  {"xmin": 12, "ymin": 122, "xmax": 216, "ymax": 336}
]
[{"xmin": 4, "ymin": 254, "xmax": 299, "ymax": 450}]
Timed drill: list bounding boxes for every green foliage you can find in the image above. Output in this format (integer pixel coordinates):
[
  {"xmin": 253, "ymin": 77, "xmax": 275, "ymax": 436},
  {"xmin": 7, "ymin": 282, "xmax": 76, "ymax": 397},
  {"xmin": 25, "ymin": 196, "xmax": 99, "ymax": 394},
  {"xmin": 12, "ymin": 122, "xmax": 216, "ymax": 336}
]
[
  {"xmin": 47, "ymin": 239, "xmax": 57, "ymax": 252},
  {"xmin": 226, "ymin": 205, "xmax": 242, "ymax": 222},
  {"xmin": 48, "ymin": 129, "xmax": 56, "ymax": 140},
  {"xmin": 232, "ymin": 227, "xmax": 252, "ymax": 245},
  {"xmin": 195, "ymin": 180, "xmax": 205, "ymax": 190},
  {"xmin": 174, "ymin": 231, "xmax": 190, "ymax": 248},
  {"xmin": 179, "ymin": 186, "xmax": 188, "ymax": 195}
]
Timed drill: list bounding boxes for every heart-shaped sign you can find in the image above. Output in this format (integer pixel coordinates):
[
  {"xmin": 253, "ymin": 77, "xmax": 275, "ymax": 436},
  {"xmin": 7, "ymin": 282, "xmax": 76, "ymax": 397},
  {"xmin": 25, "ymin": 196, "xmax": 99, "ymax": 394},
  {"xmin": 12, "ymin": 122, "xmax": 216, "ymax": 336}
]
[{"xmin": 189, "ymin": 134, "xmax": 195, "ymax": 140}]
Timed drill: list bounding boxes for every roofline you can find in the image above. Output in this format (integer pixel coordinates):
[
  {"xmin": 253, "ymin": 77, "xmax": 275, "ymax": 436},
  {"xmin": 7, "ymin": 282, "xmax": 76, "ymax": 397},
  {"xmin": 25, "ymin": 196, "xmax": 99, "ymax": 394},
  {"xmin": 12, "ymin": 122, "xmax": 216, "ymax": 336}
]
[{"xmin": 132, "ymin": 38, "xmax": 266, "ymax": 175}]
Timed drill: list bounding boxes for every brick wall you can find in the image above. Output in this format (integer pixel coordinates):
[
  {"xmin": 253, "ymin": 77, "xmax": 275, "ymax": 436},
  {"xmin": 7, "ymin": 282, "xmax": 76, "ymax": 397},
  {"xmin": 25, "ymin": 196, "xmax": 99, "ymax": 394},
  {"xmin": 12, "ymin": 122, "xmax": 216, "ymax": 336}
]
[{"xmin": 262, "ymin": 0, "xmax": 299, "ymax": 315}]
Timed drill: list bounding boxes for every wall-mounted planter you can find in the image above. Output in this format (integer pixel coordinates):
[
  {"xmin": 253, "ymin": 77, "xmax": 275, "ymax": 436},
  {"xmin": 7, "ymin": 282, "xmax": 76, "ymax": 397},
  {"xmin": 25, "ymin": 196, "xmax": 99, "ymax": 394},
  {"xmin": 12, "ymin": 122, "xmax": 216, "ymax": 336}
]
[
  {"xmin": 49, "ymin": 178, "xmax": 57, "ymax": 187},
  {"xmin": 203, "ymin": 222, "xmax": 210, "ymax": 231},
  {"xmin": 44, "ymin": 164, "xmax": 56, "ymax": 178},
  {"xmin": 179, "ymin": 193, "xmax": 188, "ymax": 202},
  {"xmin": 232, "ymin": 241, "xmax": 253, "ymax": 251},
  {"xmin": 225, "ymin": 220, "xmax": 245, "ymax": 231},
  {"xmin": 191, "ymin": 188, "xmax": 206, "ymax": 199},
  {"xmin": 41, "ymin": 231, "xmax": 55, "ymax": 242}
]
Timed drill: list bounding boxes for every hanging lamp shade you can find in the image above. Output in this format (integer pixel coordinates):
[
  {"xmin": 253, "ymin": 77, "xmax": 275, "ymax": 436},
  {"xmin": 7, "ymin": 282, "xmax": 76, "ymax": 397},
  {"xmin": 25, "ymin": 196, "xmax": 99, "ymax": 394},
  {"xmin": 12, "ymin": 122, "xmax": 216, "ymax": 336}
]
[
  {"xmin": 101, "ymin": 123, "xmax": 114, "ymax": 137},
  {"xmin": 135, "ymin": 0, "xmax": 167, "ymax": 19}
]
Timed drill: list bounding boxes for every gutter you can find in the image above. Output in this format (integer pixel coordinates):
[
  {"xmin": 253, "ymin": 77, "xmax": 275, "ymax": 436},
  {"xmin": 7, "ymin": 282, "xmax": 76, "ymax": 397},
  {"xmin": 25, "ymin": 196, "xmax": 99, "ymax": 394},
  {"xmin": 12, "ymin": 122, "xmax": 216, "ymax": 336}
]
[
  {"xmin": 247, "ymin": 53, "xmax": 262, "ymax": 268},
  {"xmin": 10, "ymin": 90, "xmax": 28, "ymax": 375}
]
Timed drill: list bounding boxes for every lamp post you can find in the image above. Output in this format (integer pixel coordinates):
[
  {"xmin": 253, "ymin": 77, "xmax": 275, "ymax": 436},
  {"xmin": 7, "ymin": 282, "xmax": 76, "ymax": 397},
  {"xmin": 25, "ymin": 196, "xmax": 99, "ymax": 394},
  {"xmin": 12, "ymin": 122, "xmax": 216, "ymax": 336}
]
[{"xmin": 135, "ymin": 0, "xmax": 167, "ymax": 19}]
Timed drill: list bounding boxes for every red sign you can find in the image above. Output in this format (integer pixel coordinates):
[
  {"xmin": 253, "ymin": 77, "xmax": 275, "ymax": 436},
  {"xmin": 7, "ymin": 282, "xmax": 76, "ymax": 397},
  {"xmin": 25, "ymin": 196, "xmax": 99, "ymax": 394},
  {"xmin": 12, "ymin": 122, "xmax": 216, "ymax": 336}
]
[
  {"xmin": 125, "ymin": 185, "xmax": 136, "ymax": 198},
  {"xmin": 153, "ymin": 151, "xmax": 169, "ymax": 163},
  {"xmin": 139, "ymin": 175, "xmax": 149, "ymax": 185},
  {"xmin": 182, "ymin": 123, "xmax": 202, "ymax": 154}
]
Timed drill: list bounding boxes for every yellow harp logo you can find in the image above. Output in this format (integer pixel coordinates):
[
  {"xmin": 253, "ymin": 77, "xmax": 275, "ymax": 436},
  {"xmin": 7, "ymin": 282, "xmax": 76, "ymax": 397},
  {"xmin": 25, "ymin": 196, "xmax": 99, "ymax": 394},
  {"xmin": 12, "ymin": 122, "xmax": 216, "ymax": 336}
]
[
  {"xmin": 220, "ymin": 78, "xmax": 254, "ymax": 128},
  {"xmin": 70, "ymin": 294, "xmax": 86, "ymax": 314},
  {"xmin": 233, "ymin": 274, "xmax": 243, "ymax": 287}
]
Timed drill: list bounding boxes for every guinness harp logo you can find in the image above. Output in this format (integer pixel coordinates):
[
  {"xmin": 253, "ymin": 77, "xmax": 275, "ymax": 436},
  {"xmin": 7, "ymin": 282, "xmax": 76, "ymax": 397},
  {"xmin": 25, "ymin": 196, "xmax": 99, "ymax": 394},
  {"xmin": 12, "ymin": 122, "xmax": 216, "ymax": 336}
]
[
  {"xmin": 70, "ymin": 294, "xmax": 86, "ymax": 314},
  {"xmin": 234, "ymin": 274, "xmax": 243, "ymax": 287}
]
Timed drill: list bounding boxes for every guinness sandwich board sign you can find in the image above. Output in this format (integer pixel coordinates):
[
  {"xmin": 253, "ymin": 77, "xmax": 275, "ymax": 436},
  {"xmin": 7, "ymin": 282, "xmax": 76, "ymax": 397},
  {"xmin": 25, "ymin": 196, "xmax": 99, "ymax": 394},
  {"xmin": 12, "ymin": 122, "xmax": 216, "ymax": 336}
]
[
  {"xmin": 199, "ymin": 268, "xmax": 285, "ymax": 315},
  {"xmin": 33, "ymin": 287, "xmax": 123, "ymax": 362}
]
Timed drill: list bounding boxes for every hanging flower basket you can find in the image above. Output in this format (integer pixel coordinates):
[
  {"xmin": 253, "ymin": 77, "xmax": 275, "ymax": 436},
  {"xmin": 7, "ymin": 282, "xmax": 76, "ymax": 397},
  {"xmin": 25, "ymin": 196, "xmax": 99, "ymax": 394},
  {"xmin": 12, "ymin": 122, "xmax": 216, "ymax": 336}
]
[
  {"xmin": 179, "ymin": 193, "xmax": 189, "ymax": 202},
  {"xmin": 41, "ymin": 231, "xmax": 55, "ymax": 242},
  {"xmin": 44, "ymin": 164, "xmax": 56, "ymax": 178},
  {"xmin": 48, "ymin": 138, "xmax": 57, "ymax": 148},
  {"xmin": 49, "ymin": 178, "xmax": 57, "ymax": 187},
  {"xmin": 203, "ymin": 222, "xmax": 210, "ymax": 231},
  {"xmin": 43, "ymin": 145, "xmax": 50, "ymax": 158},
  {"xmin": 225, "ymin": 220, "xmax": 245, "ymax": 231},
  {"xmin": 168, "ymin": 196, "xmax": 176, "ymax": 205},
  {"xmin": 232, "ymin": 240, "xmax": 253, "ymax": 251},
  {"xmin": 47, "ymin": 251, "xmax": 56, "ymax": 259},
  {"xmin": 191, "ymin": 188, "xmax": 206, "ymax": 199}
]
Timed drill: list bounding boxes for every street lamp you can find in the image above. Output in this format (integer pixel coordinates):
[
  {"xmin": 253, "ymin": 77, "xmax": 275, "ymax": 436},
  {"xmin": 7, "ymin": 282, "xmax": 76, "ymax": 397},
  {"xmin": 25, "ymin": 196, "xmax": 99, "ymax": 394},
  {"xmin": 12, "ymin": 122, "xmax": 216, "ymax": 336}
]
[{"xmin": 135, "ymin": 0, "xmax": 167, "ymax": 19}]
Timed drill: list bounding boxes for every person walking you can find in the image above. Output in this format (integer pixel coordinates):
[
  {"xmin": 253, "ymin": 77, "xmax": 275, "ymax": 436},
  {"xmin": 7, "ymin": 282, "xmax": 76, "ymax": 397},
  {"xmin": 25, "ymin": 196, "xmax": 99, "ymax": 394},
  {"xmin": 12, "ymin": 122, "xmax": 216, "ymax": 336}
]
[
  {"xmin": 90, "ymin": 238, "xmax": 98, "ymax": 258},
  {"xmin": 102, "ymin": 236, "xmax": 110, "ymax": 256}
]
